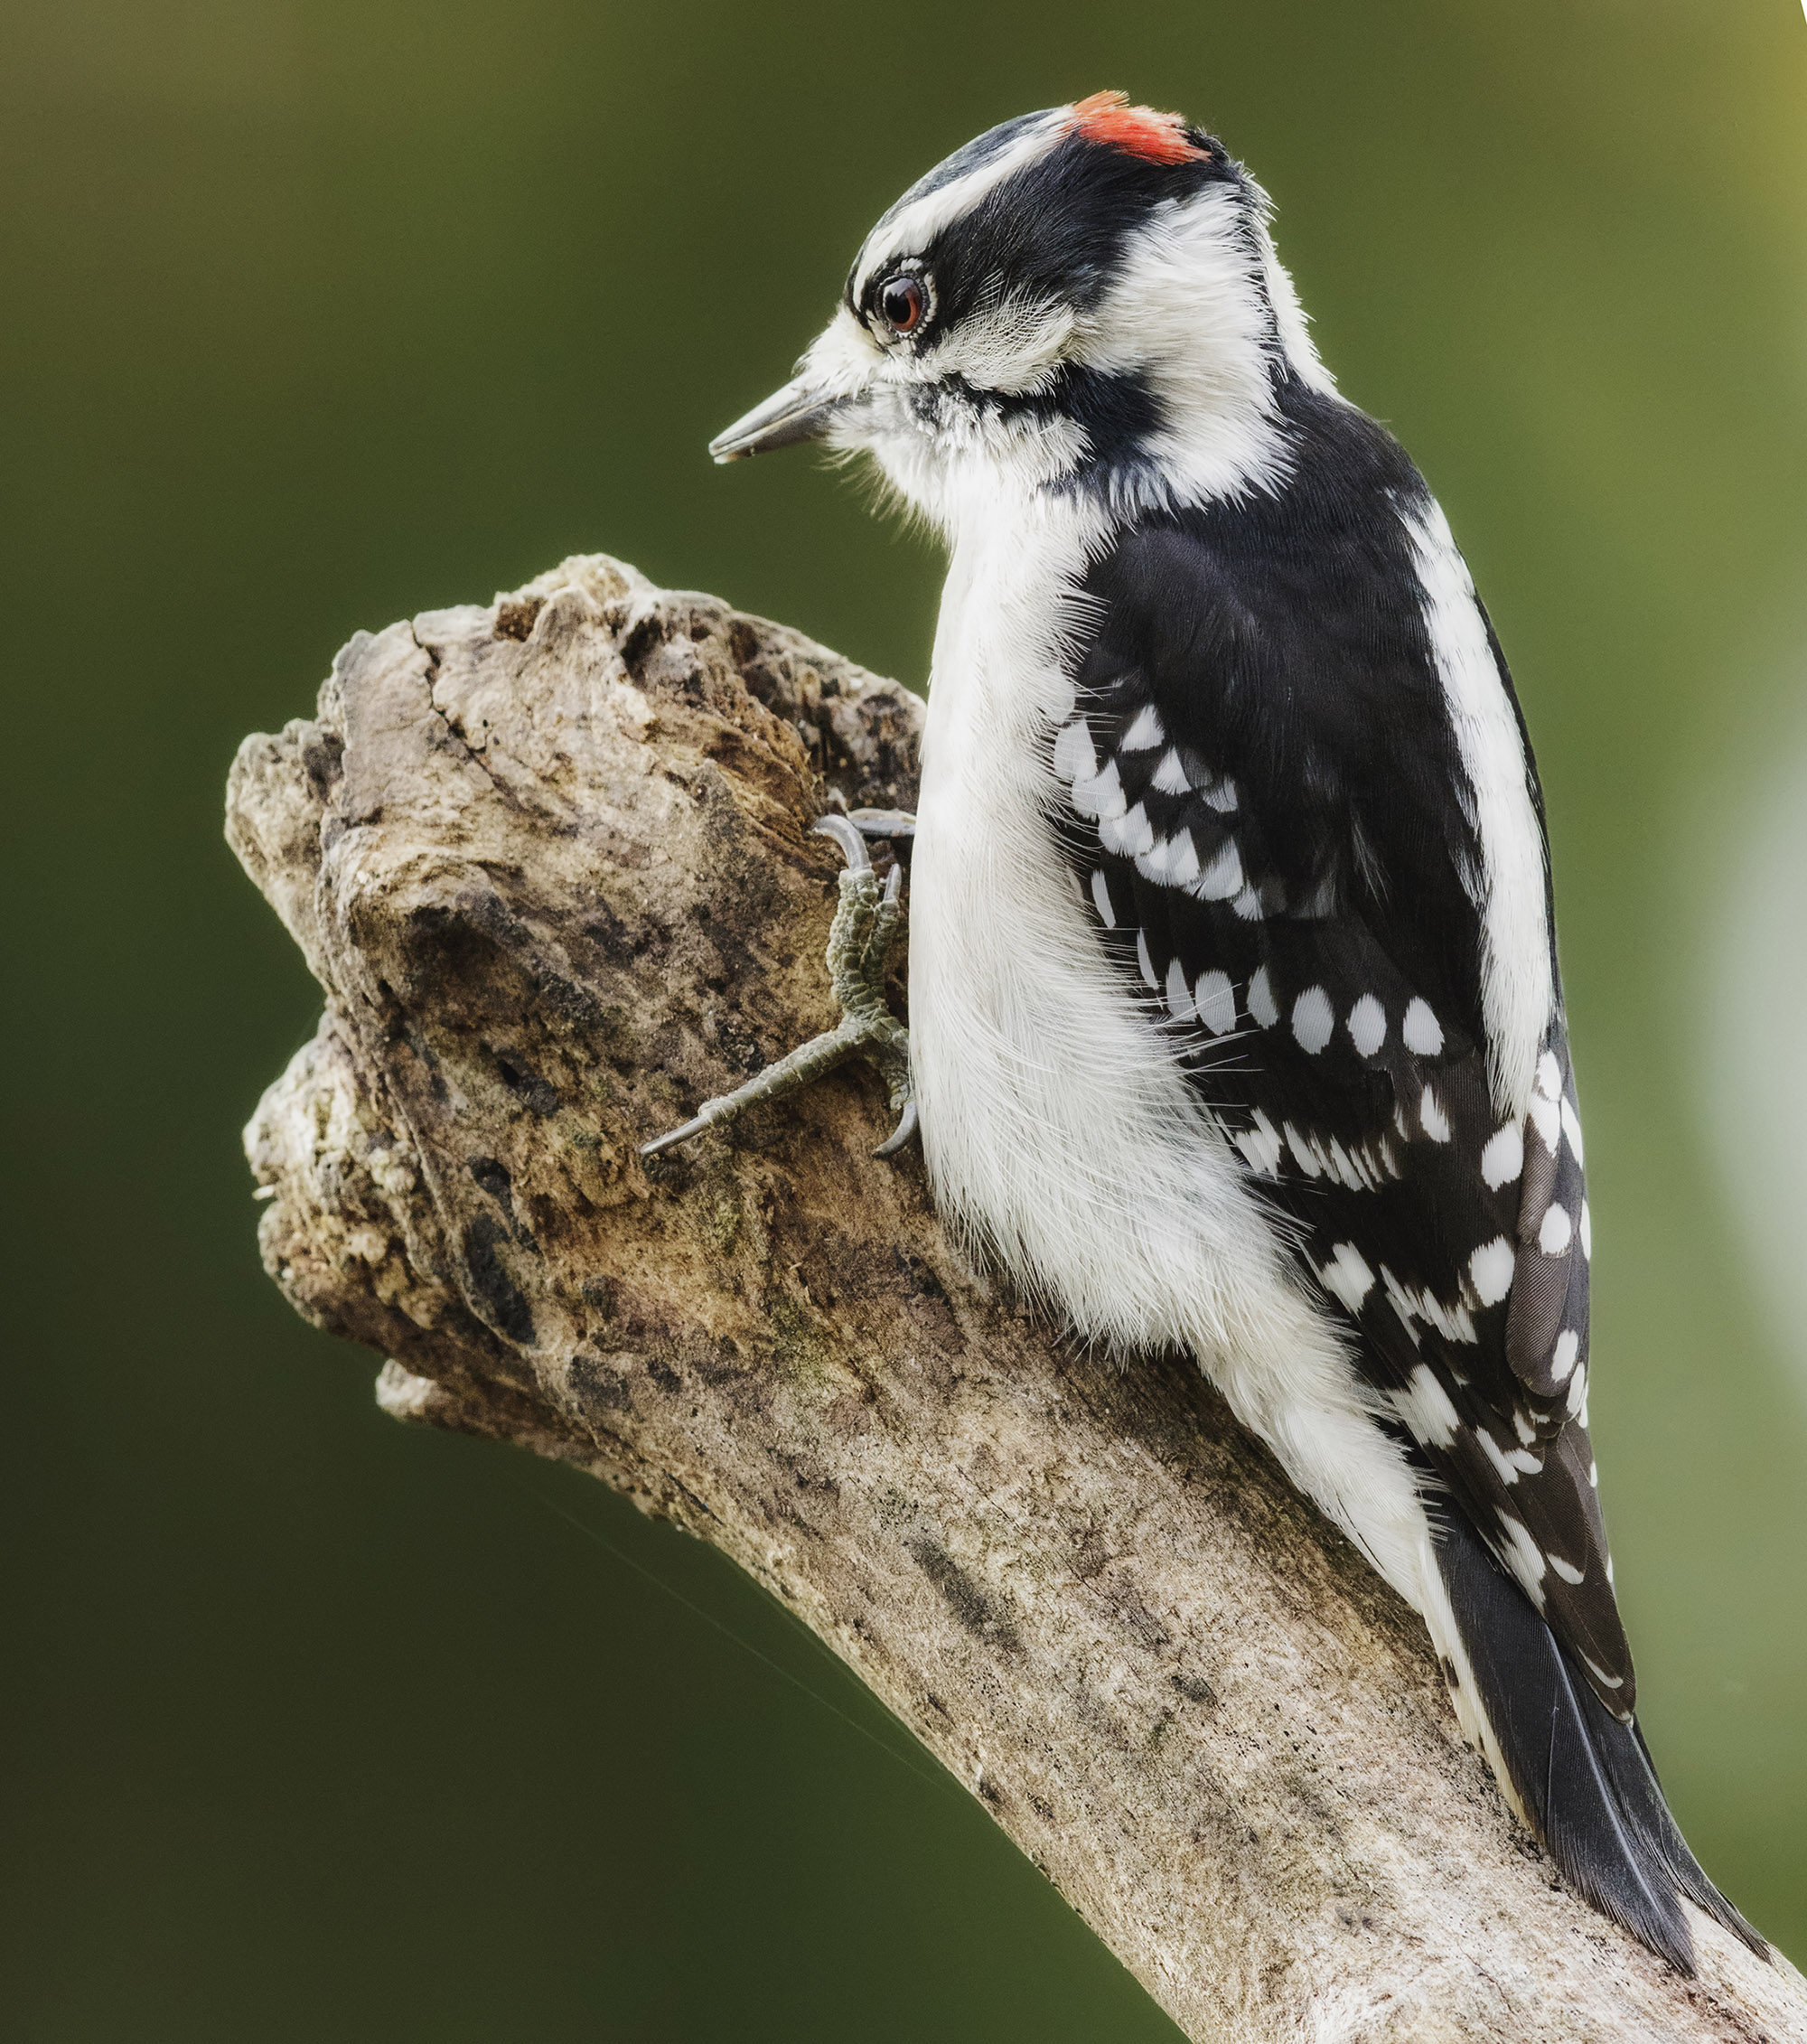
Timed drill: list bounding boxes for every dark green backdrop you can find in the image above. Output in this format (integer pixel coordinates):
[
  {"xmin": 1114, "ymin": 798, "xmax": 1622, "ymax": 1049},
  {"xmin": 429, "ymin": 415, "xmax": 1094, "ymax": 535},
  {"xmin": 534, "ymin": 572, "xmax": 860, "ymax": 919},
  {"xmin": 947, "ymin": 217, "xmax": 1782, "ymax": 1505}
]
[{"xmin": 6, "ymin": 4, "xmax": 1806, "ymax": 2037}]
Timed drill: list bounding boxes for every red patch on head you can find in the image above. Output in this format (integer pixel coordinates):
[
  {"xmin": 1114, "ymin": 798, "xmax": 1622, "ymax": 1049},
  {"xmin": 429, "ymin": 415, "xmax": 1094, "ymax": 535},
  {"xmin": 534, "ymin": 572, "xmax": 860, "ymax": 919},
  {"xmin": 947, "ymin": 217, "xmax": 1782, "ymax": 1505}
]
[{"xmin": 1069, "ymin": 89, "xmax": 1207, "ymax": 167}]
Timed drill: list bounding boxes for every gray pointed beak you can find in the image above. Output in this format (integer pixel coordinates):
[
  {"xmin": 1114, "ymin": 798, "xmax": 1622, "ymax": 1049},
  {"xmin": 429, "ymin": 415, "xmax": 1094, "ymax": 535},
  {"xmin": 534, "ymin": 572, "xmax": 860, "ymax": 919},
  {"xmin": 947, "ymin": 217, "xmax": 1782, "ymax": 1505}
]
[{"xmin": 708, "ymin": 373, "xmax": 851, "ymax": 463}]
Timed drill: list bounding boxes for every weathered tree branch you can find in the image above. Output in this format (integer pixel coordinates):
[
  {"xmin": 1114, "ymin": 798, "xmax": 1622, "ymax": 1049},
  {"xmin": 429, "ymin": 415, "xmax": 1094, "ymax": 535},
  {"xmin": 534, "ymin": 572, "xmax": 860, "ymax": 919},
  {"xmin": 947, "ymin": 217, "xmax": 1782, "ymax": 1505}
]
[{"xmin": 229, "ymin": 554, "xmax": 1802, "ymax": 2043}]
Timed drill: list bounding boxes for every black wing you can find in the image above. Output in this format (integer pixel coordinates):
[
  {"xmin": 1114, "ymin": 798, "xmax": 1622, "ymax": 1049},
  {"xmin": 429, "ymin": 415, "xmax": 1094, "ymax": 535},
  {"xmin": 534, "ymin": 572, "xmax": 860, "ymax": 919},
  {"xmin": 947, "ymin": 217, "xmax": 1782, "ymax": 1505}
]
[{"xmin": 1056, "ymin": 470, "xmax": 1630, "ymax": 1717}]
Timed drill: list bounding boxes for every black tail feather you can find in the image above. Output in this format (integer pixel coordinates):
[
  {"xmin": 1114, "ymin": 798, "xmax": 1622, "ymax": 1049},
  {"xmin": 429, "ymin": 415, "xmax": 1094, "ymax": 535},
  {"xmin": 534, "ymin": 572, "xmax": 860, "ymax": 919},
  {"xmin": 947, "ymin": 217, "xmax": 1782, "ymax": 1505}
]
[
  {"xmin": 1435, "ymin": 1508, "xmax": 1765, "ymax": 1973},
  {"xmin": 1605, "ymin": 1718, "xmax": 1768, "ymax": 1955}
]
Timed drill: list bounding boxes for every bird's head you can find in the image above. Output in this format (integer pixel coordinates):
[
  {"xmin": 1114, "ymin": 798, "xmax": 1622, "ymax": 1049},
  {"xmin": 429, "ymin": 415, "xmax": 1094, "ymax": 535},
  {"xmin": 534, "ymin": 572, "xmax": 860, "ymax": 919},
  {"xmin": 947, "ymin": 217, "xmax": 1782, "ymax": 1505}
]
[{"xmin": 710, "ymin": 92, "xmax": 1334, "ymax": 536}]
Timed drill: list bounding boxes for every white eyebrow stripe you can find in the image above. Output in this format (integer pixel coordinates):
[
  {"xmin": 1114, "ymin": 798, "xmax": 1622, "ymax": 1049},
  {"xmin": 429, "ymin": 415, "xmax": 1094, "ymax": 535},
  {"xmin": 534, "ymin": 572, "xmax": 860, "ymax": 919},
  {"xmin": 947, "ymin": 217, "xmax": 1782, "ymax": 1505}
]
[{"xmin": 853, "ymin": 112, "xmax": 1071, "ymax": 299}]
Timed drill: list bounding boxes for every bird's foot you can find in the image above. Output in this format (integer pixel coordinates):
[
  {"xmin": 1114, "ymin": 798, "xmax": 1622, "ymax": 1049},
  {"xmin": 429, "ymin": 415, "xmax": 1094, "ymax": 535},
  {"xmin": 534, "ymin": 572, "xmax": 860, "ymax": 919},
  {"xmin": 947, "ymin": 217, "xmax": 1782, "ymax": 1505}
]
[{"xmin": 640, "ymin": 812, "xmax": 917, "ymax": 1162}]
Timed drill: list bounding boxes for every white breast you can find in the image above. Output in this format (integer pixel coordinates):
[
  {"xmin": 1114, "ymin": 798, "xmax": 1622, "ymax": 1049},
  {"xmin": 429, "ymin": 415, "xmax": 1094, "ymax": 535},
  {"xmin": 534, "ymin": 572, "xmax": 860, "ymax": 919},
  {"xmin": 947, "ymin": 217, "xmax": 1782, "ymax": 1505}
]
[{"xmin": 907, "ymin": 504, "xmax": 1436, "ymax": 1618}]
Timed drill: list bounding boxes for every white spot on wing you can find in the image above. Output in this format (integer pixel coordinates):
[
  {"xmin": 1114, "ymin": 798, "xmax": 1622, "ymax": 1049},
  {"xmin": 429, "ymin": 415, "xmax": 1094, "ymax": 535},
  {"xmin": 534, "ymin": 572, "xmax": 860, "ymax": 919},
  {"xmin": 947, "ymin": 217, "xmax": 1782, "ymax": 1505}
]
[
  {"xmin": 1292, "ymin": 986, "xmax": 1334, "ymax": 1055},
  {"xmin": 1550, "ymin": 1329, "xmax": 1580, "ymax": 1383},
  {"xmin": 1319, "ymin": 1242, "xmax": 1376, "ymax": 1312},
  {"xmin": 1150, "ymin": 747, "xmax": 1191, "ymax": 794},
  {"xmin": 1470, "ymin": 1236, "xmax": 1515, "ymax": 1306},
  {"xmin": 1191, "ymin": 839, "xmax": 1244, "ymax": 901},
  {"xmin": 1135, "ymin": 929, "xmax": 1158, "ymax": 990},
  {"xmin": 1381, "ymin": 1264, "xmax": 1481, "ymax": 1347},
  {"xmin": 1420, "ymin": 1085, "xmax": 1451, "ymax": 1143},
  {"xmin": 1120, "ymin": 704, "xmax": 1165, "ymax": 752},
  {"xmin": 1233, "ymin": 1107, "xmax": 1283, "ymax": 1176},
  {"xmin": 1203, "ymin": 776, "xmax": 1239, "ymax": 814},
  {"xmin": 1165, "ymin": 956, "xmax": 1194, "ymax": 1022},
  {"xmin": 1537, "ymin": 1050, "xmax": 1563, "ymax": 1101},
  {"xmin": 1493, "ymin": 1512, "xmax": 1548, "ymax": 1608},
  {"xmin": 1380, "ymin": 1266, "xmax": 1420, "ymax": 1344},
  {"xmin": 1325, "ymin": 1139, "xmax": 1365, "ymax": 1191},
  {"xmin": 1100, "ymin": 801, "xmax": 1155, "ymax": 858},
  {"xmin": 1538, "ymin": 1205, "xmax": 1573, "ymax": 1255},
  {"xmin": 1348, "ymin": 995, "xmax": 1386, "ymax": 1057},
  {"xmin": 1135, "ymin": 836, "xmax": 1173, "ymax": 883},
  {"xmin": 1578, "ymin": 1200, "xmax": 1591, "ymax": 1261},
  {"xmin": 1550, "ymin": 1554, "xmax": 1586, "ymax": 1585},
  {"xmin": 1072, "ymin": 755, "xmax": 1127, "ymax": 821},
  {"xmin": 1480, "ymin": 1124, "xmax": 1523, "ymax": 1189},
  {"xmin": 1527, "ymin": 1093, "xmax": 1561, "ymax": 1154},
  {"xmin": 1247, "ymin": 966, "xmax": 1278, "ymax": 1028},
  {"xmin": 1403, "ymin": 999, "xmax": 1445, "ymax": 1056},
  {"xmin": 1284, "ymin": 1123, "xmax": 1325, "ymax": 1178},
  {"xmin": 1089, "ymin": 869, "xmax": 1115, "ymax": 929},
  {"xmin": 1560, "ymin": 1096, "xmax": 1585, "ymax": 1165},
  {"xmin": 1165, "ymin": 829, "xmax": 1201, "ymax": 888},
  {"xmin": 1394, "ymin": 1362, "xmax": 1460, "ymax": 1448},
  {"xmin": 1194, "ymin": 970, "xmax": 1236, "ymax": 1036},
  {"xmin": 1477, "ymin": 1429, "xmax": 1522, "ymax": 1486}
]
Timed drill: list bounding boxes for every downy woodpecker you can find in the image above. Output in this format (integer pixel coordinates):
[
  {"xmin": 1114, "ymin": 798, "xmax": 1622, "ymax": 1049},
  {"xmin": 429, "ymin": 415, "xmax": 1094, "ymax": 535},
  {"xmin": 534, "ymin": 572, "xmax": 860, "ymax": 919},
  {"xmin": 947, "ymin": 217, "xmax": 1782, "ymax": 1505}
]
[{"xmin": 666, "ymin": 92, "xmax": 1764, "ymax": 1973}]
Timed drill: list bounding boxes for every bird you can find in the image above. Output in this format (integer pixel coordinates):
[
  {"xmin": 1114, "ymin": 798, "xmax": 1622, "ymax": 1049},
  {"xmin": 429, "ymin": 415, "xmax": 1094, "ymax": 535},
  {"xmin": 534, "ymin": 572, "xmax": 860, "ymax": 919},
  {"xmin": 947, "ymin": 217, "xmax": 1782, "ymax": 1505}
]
[{"xmin": 655, "ymin": 90, "xmax": 1765, "ymax": 1974}]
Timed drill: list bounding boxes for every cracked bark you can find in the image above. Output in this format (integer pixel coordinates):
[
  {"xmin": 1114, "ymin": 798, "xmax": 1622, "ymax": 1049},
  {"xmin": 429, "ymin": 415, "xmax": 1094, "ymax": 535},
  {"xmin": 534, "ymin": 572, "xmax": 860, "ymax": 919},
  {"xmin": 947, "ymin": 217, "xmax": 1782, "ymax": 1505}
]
[{"xmin": 229, "ymin": 552, "xmax": 1803, "ymax": 2044}]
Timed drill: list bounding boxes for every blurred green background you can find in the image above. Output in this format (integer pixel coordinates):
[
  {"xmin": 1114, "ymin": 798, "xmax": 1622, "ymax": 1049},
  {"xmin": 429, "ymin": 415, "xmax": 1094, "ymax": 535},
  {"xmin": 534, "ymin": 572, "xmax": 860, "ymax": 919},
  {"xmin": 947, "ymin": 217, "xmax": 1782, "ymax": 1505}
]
[{"xmin": 5, "ymin": 2, "xmax": 1806, "ymax": 2036}]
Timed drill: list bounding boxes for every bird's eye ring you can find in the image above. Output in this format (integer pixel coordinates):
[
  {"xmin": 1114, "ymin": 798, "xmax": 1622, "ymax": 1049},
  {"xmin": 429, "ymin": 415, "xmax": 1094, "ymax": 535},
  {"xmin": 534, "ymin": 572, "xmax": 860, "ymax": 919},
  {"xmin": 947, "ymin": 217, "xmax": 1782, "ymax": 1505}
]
[{"xmin": 877, "ymin": 273, "xmax": 928, "ymax": 338}]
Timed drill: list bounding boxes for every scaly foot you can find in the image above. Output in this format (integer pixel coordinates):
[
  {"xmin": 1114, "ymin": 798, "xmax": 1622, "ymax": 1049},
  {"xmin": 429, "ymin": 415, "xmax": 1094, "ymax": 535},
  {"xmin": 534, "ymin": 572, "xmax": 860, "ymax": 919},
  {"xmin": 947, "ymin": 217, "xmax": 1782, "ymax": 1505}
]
[{"xmin": 640, "ymin": 813, "xmax": 917, "ymax": 1160}]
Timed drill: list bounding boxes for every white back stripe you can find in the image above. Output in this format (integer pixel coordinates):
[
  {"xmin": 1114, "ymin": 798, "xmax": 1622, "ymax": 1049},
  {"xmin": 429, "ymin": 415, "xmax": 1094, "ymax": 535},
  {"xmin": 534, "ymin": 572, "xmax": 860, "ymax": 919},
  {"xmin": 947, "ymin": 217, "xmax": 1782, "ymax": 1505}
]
[{"xmin": 1402, "ymin": 498, "xmax": 1553, "ymax": 1116}]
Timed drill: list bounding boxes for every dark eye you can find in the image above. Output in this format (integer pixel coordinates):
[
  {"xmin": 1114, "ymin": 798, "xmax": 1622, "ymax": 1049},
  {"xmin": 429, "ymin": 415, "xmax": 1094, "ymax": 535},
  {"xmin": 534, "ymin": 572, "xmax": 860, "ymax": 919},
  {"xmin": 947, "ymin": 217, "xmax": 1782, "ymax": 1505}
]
[{"xmin": 877, "ymin": 273, "xmax": 927, "ymax": 337}]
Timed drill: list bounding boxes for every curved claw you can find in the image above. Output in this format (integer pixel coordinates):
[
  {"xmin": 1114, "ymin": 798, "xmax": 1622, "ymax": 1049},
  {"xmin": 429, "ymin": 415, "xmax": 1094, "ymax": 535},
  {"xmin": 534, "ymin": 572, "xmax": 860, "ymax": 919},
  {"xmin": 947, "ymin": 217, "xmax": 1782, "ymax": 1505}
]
[
  {"xmin": 847, "ymin": 807, "xmax": 917, "ymax": 842},
  {"xmin": 810, "ymin": 813, "xmax": 871, "ymax": 871},
  {"xmin": 639, "ymin": 1110, "xmax": 717, "ymax": 1158},
  {"xmin": 871, "ymin": 1094, "xmax": 919, "ymax": 1159}
]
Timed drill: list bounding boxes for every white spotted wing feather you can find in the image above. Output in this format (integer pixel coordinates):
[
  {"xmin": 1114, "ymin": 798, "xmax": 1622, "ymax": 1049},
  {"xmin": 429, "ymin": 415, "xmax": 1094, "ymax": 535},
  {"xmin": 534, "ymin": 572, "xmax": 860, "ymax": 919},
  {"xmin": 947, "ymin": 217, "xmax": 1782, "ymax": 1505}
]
[{"xmin": 1057, "ymin": 492, "xmax": 1633, "ymax": 1714}]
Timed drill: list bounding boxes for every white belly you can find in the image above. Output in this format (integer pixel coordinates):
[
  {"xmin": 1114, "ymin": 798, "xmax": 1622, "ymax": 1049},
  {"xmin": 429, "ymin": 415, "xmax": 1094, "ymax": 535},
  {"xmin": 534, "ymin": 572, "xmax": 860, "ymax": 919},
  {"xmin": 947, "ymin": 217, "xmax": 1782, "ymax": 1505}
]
[{"xmin": 907, "ymin": 512, "xmax": 1436, "ymax": 1617}]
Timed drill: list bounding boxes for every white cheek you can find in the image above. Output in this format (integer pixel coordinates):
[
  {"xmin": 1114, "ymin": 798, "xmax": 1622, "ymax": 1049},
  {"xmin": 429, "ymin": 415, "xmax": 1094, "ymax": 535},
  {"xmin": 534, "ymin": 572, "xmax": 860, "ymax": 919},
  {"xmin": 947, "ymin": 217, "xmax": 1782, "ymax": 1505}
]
[{"xmin": 919, "ymin": 297, "xmax": 1076, "ymax": 396}]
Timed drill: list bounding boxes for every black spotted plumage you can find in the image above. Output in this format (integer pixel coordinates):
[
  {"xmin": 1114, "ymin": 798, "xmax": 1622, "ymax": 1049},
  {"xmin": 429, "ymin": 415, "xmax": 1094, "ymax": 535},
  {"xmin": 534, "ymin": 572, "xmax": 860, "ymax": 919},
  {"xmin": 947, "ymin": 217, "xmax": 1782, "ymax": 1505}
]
[
  {"xmin": 1051, "ymin": 388, "xmax": 1761, "ymax": 1963},
  {"xmin": 1055, "ymin": 387, "xmax": 1632, "ymax": 1706}
]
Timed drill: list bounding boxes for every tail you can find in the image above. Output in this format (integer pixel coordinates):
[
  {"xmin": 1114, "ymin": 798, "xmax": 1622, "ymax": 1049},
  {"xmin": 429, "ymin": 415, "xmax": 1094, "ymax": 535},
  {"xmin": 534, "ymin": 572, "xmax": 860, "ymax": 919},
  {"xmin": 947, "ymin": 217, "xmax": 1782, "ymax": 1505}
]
[{"xmin": 1428, "ymin": 1506, "xmax": 1765, "ymax": 1974}]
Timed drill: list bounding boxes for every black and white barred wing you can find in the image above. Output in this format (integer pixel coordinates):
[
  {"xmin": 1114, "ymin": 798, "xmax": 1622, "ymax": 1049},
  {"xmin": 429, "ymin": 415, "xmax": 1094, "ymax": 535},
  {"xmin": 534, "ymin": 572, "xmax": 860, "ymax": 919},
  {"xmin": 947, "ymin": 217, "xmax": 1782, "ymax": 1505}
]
[{"xmin": 1052, "ymin": 677, "xmax": 1632, "ymax": 1715}]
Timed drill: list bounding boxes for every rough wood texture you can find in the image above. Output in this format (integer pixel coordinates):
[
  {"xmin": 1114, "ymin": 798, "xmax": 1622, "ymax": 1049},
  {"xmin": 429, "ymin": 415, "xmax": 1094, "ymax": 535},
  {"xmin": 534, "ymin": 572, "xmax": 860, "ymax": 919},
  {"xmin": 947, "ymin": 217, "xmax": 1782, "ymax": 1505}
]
[{"xmin": 229, "ymin": 553, "xmax": 1802, "ymax": 2043}]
